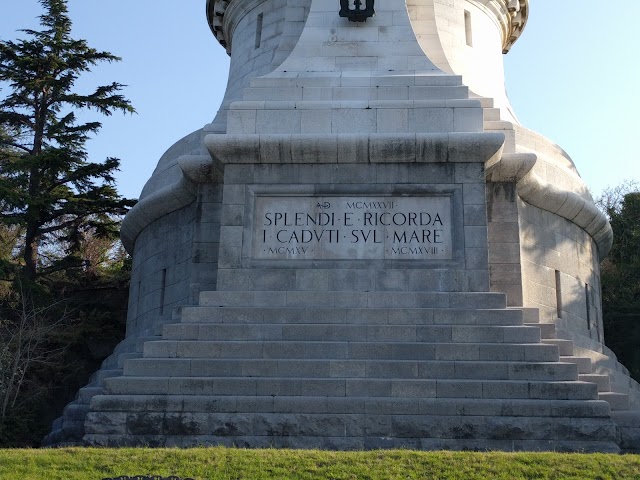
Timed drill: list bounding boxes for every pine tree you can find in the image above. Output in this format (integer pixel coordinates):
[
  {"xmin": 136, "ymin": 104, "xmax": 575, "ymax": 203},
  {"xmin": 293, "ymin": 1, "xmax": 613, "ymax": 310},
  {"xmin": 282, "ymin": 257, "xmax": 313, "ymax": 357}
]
[{"xmin": 0, "ymin": 0, "xmax": 136, "ymax": 279}]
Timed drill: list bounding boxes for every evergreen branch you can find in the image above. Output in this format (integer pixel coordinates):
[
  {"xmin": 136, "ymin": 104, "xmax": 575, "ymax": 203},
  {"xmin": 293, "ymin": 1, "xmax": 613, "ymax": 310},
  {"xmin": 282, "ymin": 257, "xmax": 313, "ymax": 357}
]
[{"xmin": 0, "ymin": 140, "xmax": 31, "ymax": 154}]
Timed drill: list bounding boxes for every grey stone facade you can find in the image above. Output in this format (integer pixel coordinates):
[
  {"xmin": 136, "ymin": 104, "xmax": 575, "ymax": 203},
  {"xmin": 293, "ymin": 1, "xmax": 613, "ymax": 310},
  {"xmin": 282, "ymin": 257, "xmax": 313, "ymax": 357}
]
[{"xmin": 45, "ymin": 0, "xmax": 640, "ymax": 451}]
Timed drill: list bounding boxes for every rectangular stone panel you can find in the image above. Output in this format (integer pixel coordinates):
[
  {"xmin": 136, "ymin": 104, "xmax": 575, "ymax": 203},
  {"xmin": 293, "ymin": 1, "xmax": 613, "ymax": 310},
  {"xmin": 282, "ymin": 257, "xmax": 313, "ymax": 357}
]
[{"xmin": 251, "ymin": 195, "xmax": 453, "ymax": 261}]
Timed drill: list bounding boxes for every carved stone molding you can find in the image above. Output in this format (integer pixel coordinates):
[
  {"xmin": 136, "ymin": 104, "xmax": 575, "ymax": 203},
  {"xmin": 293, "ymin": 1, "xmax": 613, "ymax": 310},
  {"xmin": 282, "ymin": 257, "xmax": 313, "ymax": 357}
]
[
  {"xmin": 206, "ymin": 0, "xmax": 230, "ymax": 52},
  {"xmin": 207, "ymin": 0, "xmax": 529, "ymax": 54},
  {"xmin": 486, "ymin": 153, "xmax": 613, "ymax": 258},
  {"xmin": 470, "ymin": 0, "xmax": 528, "ymax": 53}
]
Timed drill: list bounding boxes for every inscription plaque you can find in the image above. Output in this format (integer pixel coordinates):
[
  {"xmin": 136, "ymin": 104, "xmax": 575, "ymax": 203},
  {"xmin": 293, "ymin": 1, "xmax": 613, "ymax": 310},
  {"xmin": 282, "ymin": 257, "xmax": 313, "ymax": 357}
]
[{"xmin": 252, "ymin": 195, "xmax": 453, "ymax": 260}]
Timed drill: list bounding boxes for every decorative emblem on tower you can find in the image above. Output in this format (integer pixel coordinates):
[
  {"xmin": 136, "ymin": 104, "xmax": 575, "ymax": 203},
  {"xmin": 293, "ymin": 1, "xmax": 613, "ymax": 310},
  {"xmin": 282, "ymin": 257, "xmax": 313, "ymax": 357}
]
[{"xmin": 339, "ymin": 0, "xmax": 375, "ymax": 22}]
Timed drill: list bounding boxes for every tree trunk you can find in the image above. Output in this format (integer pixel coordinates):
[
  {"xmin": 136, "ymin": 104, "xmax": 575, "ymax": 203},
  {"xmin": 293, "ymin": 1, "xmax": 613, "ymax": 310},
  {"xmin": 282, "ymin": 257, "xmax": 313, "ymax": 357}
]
[
  {"xmin": 23, "ymin": 229, "xmax": 38, "ymax": 280},
  {"xmin": 22, "ymin": 91, "xmax": 47, "ymax": 279}
]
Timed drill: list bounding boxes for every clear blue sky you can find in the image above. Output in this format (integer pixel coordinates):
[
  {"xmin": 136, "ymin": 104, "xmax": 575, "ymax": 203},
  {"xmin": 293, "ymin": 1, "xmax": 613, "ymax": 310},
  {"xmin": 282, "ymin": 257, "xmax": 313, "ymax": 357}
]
[{"xmin": 2, "ymin": 1, "xmax": 639, "ymax": 200}]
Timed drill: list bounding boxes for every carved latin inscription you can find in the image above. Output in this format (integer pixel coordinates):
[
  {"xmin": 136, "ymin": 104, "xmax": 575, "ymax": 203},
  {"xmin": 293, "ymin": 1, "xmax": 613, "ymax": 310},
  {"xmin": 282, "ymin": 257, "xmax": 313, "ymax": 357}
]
[{"xmin": 252, "ymin": 196, "xmax": 453, "ymax": 260}]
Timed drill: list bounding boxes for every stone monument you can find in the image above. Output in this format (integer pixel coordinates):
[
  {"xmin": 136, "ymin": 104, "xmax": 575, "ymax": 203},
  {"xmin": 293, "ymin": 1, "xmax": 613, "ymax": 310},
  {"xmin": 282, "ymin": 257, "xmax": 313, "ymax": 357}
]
[{"xmin": 45, "ymin": 0, "xmax": 640, "ymax": 451}]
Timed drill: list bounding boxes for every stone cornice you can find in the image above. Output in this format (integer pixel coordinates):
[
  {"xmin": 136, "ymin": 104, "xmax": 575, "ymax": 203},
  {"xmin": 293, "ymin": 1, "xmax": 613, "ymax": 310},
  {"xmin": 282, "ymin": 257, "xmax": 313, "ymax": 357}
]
[
  {"xmin": 206, "ymin": 0, "xmax": 231, "ymax": 53},
  {"xmin": 486, "ymin": 153, "xmax": 613, "ymax": 259},
  {"xmin": 469, "ymin": 0, "xmax": 528, "ymax": 53},
  {"xmin": 206, "ymin": 0, "xmax": 269, "ymax": 55},
  {"xmin": 205, "ymin": 132, "xmax": 506, "ymax": 165},
  {"xmin": 121, "ymin": 132, "xmax": 505, "ymax": 252},
  {"xmin": 206, "ymin": 0, "xmax": 529, "ymax": 54},
  {"xmin": 120, "ymin": 155, "xmax": 223, "ymax": 252}
]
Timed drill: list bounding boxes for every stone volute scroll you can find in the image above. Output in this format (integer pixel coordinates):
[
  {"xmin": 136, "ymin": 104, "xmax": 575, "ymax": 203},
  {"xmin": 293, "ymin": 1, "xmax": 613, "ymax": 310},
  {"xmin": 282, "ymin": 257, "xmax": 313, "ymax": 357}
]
[{"xmin": 339, "ymin": 0, "xmax": 375, "ymax": 22}]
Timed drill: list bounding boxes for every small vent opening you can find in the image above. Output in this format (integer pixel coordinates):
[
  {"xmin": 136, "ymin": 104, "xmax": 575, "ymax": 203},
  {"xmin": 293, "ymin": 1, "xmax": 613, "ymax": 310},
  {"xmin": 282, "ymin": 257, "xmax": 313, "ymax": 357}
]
[
  {"xmin": 160, "ymin": 268, "xmax": 167, "ymax": 315},
  {"xmin": 255, "ymin": 13, "xmax": 264, "ymax": 49},
  {"xmin": 464, "ymin": 10, "xmax": 473, "ymax": 47},
  {"xmin": 585, "ymin": 283, "xmax": 591, "ymax": 331},
  {"xmin": 555, "ymin": 270, "xmax": 563, "ymax": 319}
]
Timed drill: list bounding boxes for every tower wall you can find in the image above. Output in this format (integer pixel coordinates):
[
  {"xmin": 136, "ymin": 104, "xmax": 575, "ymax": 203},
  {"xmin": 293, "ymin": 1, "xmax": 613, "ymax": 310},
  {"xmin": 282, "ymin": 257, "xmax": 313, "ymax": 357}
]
[
  {"xmin": 127, "ymin": 204, "xmax": 197, "ymax": 338},
  {"xmin": 208, "ymin": 0, "xmax": 311, "ymax": 132},
  {"xmin": 409, "ymin": 0, "xmax": 525, "ymax": 121}
]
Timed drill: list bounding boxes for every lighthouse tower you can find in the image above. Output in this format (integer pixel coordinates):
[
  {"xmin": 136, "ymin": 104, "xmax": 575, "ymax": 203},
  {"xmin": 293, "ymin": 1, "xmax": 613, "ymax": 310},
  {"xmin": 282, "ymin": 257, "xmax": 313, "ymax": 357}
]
[{"xmin": 46, "ymin": 0, "xmax": 640, "ymax": 451}]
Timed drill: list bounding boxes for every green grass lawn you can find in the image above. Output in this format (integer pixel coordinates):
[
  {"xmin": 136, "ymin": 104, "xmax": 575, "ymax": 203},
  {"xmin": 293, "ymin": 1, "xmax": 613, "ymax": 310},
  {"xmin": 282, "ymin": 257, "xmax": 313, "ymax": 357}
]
[{"xmin": 0, "ymin": 448, "xmax": 639, "ymax": 480}]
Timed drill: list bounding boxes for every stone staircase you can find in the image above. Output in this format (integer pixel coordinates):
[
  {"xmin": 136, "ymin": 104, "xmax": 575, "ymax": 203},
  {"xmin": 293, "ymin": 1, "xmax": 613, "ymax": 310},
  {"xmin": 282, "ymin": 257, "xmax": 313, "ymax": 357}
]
[
  {"xmin": 43, "ymin": 367, "xmax": 123, "ymax": 447},
  {"xmin": 82, "ymin": 290, "xmax": 622, "ymax": 451},
  {"xmin": 516, "ymin": 308, "xmax": 630, "ymax": 411},
  {"xmin": 42, "ymin": 338, "xmax": 155, "ymax": 447},
  {"xmin": 516, "ymin": 307, "xmax": 640, "ymax": 452}
]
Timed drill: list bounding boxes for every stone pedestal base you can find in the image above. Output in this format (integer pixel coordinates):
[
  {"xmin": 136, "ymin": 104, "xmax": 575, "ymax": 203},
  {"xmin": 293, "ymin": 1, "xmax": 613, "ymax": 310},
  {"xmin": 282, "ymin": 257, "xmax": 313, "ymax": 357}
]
[{"xmin": 82, "ymin": 290, "xmax": 620, "ymax": 452}]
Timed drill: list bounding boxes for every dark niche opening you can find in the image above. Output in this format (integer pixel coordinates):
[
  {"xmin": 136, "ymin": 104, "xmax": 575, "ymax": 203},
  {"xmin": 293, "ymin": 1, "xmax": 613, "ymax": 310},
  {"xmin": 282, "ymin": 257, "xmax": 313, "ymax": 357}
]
[{"xmin": 339, "ymin": 0, "xmax": 375, "ymax": 22}]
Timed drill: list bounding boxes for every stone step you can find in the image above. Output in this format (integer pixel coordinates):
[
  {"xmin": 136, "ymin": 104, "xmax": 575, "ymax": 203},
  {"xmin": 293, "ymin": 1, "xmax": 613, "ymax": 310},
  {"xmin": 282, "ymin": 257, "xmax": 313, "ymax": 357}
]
[
  {"xmin": 242, "ymin": 86, "xmax": 471, "ymax": 102},
  {"xmin": 82, "ymin": 411, "xmax": 619, "ymax": 451},
  {"xmin": 180, "ymin": 306, "xmax": 524, "ymax": 326},
  {"xmin": 90, "ymin": 394, "xmax": 611, "ymax": 419},
  {"xmin": 572, "ymin": 346, "xmax": 627, "ymax": 377},
  {"xmin": 62, "ymin": 402, "xmax": 90, "ymax": 422},
  {"xmin": 123, "ymin": 358, "xmax": 578, "ymax": 382},
  {"xmin": 41, "ymin": 431, "xmax": 61, "ymax": 447},
  {"xmin": 51, "ymin": 416, "xmax": 63, "ymax": 432},
  {"xmin": 231, "ymin": 99, "xmax": 481, "ymax": 115},
  {"xmin": 511, "ymin": 308, "xmax": 540, "ymax": 324},
  {"xmin": 135, "ymin": 335, "xmax": 162, "ymax": 353},
  {"xmin": 42, "ymin": 419, "xmax": 85, "ymax": 447},
  {"xmin": 76, "ymin": 386, "xmax": 104, "ymax": 403},
  {"xmin": 561, "ymin": 356, "xmax": 593, "ymax": 374},
  {"xmin": 83, "ymin": 433, "xmax": 618, "ymax": 452},
  {"xmin": 249, "ymin": 74, "xmax": 465, "ymax": 89},
  {"xmin": 143, "ymin": 340, "xmax": 560, "ymax": 362},
  {"xmin": 599, "ymin": 392, "xmax": 631, "ymax": 411},
  {"xmin": 525, "ymin": 322, "xmax": 555, "ymax": 339},
  {"xmin": 43, "ymin": 406, "xmax": 89, "ymax": 447},
  {"xmin": 57, "ymin": 420, "xmax": 84, "ymax": 437},
  {"xmin": 199, "ymin": 291, "xmax": 507, "ymax": 309},
  {"xmin": 43, "ymin": 366, "xmax": 121, "ymax": 447},
  {"xmin": 117, "ymin": 352, "xmax": 143, "ymax": 369},
  {"xmin": 89, "ymin": 368, "xmax": 123, "ymax": 385},
  {"xmin": 483, "ymin": 107, "xmax": 501, "ymax": 121},
  {"xmin": 579, "ymin": 374, "xmax": 611, "ymax": 392},
  {"xmin": 104, "ymin": 377, "xmax": 599, "ymax": 400},
  {"xmin": 542, "ymin": 339, "xmax": 574, "ymax": 356},
  {"xmin": 485, "ymin": 120, "xmax": 514, "ymax": 131},
  {"xmin": 475, "ymin": 96, "xmax": 495, "ymax": 108},
  {"xmin": 162, "ymin": 323, "xmax": 541, "ymax": 344},
  {"xmin": 610, "ymin": 411, "xmax": 640, "ymax": 453}
]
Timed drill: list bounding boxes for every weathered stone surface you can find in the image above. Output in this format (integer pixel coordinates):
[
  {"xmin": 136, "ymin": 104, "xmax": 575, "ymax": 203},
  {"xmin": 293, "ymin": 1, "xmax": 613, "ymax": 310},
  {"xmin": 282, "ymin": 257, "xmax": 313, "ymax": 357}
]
[
  {"xmin": 84, "ymin": 411, "xmax": 620, "ymax": 452},
  {"xmin": 48, "ymin": 0, "xmax": 640, "ymax": 453},
  {"xmin": 80, "ymin": 290, "xmax": 625, "ymax": 450}
]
